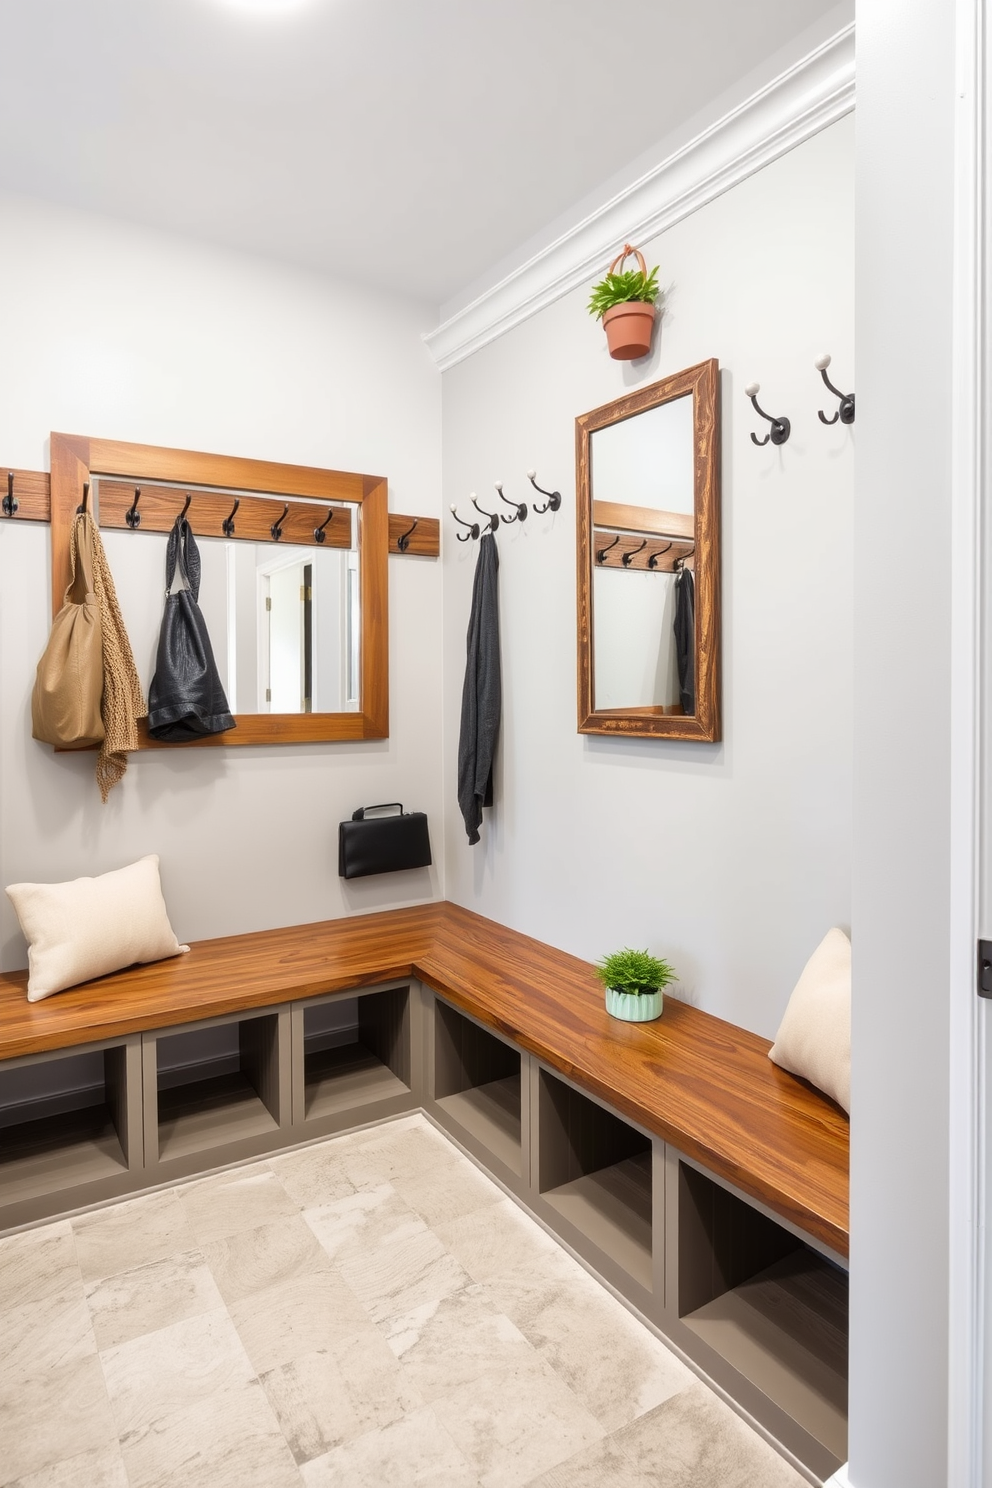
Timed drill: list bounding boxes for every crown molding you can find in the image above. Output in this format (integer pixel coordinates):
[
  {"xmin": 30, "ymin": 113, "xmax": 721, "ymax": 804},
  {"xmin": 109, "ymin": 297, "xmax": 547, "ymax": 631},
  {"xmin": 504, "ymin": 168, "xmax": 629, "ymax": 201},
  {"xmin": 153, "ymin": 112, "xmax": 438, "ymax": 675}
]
[{"xmin": 424, "ymin": 23, "xmax": 855, "ymax": 372}]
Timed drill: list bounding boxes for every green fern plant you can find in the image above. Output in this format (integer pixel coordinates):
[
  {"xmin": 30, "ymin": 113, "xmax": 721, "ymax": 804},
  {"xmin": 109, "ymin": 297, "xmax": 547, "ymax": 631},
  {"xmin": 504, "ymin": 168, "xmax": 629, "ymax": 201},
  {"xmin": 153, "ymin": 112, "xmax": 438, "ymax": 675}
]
[
  {"xmin": 587, "ymin": 264, "xmax": 660, "ymax": 320},
  {"xmin": 595, "ymin": 947, "xmax": 676, "ymax": 996}
]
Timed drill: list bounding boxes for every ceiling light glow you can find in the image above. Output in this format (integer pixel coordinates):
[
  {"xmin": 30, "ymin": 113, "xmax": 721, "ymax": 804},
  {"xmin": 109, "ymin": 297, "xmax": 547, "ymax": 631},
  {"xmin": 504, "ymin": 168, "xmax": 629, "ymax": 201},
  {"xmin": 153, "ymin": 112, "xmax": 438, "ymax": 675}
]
[{"xmin": 214, "ymin": 0, "xmax": 318, "ymax": 15}]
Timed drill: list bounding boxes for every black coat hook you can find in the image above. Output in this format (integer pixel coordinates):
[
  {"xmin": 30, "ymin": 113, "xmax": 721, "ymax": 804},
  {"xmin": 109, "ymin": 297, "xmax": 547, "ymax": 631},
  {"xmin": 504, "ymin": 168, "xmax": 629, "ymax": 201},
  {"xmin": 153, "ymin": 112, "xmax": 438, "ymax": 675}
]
[
  {"xmin": 814, "ymin": 354, "xmax": 855, "ymax": 425},
  {"xmin": 621, "ymin": 538, "xmax": 647, "ymax": 567},
  {"xmin": 396, "ymin": 517, "xmax": 418, "ymax": 552},
  {"xmin": 676, "ymin": 545, "xmax": 695, "ymax": 573},
  {"xmin": 470, "ymin": 494, "xmax": 500, "ymax": 534},
  {"xmin": 596, "ymin": 533, "xmax": 620, "ymax": 564},
  {"xmin": 647, "ymin": 541, "xmax": 673, "ymax": 569},
  {"xmin": 223, "ymin": 498, "xmax": 240, "ymax": 537},
  {"xmin": 125, "ymin": 487, "xmax": 142, "ymax": 529},
  {"xmin": 314, "ymin": 507, "xmax": 335, "ymax": 544},
  {"xmin": 495, "ymin": 482, "xmax": 528, "ymax": 524},
  {"xmin": 526, "ymin": 470, "xmax": 562, "ymax": 514},
  {"xmin": 3, "ymin": 471, "xmax": 17, "ymax": 518},
  {"xmin": 179, "ymin": 493, "xmax": 192, "ymax": 522},
  {"xmin": 450, "ymin": 505, "xmax": 481, "ymax": 542},
  {"xmin": 271, "ymin": 502, "xmax": 289, "ymax": 541},
  {"xmin": 744, "ymin": 382, "xmax": 791, "ymax": 446},
  {"xmin": 76, "ymin": 481, "xmax": 90, "ymax": 515}
]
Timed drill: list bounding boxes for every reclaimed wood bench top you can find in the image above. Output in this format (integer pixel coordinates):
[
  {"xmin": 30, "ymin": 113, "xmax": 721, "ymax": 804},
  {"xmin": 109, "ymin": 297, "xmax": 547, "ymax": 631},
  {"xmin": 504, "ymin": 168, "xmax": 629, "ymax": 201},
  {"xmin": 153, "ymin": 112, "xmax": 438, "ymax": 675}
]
[{"xmin": 0, "ymin": 901, "xmax": 849, "ymax": 1255}]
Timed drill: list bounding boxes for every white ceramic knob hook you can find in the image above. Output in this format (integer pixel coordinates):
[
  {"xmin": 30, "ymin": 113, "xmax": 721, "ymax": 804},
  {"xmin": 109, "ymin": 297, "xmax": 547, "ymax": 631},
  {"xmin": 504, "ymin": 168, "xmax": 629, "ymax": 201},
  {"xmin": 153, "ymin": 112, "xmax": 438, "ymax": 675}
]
[
  {"xmin": 814, "ymin": 353, "xmax": 832, "ymax": 371},
  {"xmin": 744, "ymin": 382, "xmax": 760, "ymax": 398}
]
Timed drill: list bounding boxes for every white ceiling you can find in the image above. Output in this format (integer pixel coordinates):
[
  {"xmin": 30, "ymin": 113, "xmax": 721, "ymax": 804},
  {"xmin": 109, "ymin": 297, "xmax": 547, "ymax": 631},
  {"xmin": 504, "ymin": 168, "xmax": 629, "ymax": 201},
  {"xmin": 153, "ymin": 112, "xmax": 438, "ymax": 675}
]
[{"xmin": 0, "ymin": 0, "xmax": 840, "ymax": 306}]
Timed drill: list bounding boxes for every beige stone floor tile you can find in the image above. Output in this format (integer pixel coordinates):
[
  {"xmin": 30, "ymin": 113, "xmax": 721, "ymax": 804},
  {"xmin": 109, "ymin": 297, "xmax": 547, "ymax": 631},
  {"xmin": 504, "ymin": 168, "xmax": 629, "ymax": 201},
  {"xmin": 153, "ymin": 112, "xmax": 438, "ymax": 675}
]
[
  {"xmin": 391, "ymin": 1152, "xmax": 504, "ymax": 1228},
  {"xmin": 608, "ymin": 1381, "xmax": 809, "ymax": 1488},
  {"xmin": 71, "ymin": 1190, "xmax": 194, "ymax": 1284},
  {"xmin": 338, "ymin": 1222, "xmax": 471, "ymax": 1324},
  {"xmin": 85, "ymin": 1247, "xmax": 225, "ymax": 1351},
  {"xmin": 486, "ymin": 1257, "xmax": 692, "ymax": 1430},
  {"xmin": 336, "ymin": 1116, "xmax": 466, "ymax": 1189},
  {"xmin": 382, "ymin": 1281, "xmax": 537, "ymax": 1402},
  {"xmin": 202, "ymin": 1212, "xmax": 334, "ymax": 1306},
  {"xmin": 521, "ymin": 1433, "xmax": 661, "ymax": 1488},
  {"xmin": 228, "ymin": 1268, "xmax": 370, "ymax": 1374},
  {"xmin": 179, "ymin": 1165, "xmax": 299, "ymax": 1245},
  {"xmin": 268, "ymin": 1141, "xmax": 359, "ymax": 1209},
  {"xmin": 431, "ymin": 1356, "xmax": 605, "ymax": 1488},
  {"xmin": 100, "ymin": 1306, "xmax": 255, "ymax": 1439},
  {"xmin": 434, "ymin": 1196, "xmax": 561, "ymax": 1285},
  {"xmin": 1, "ymin": 1281, "xmax": 94, "ymax": 1379},
  {"xmin": 260, "ymin": 1326, "xmax": 424, "ymax": 1464},
  {"xmin": 0, "ymin": 1352, "xmax": 118, "ymax": 1484},
  {"xmin": 116, "ymin": 1376, "xmax": 302, "ymax": 1488},
  {"xmin": 4, "ymin": 1442, "xmax": 129, "ymax": 1488},
  {"xmin": 302, "ymin": 1181, "xmax": 427, "ymax": 1266},
  {"xmin": 0, "ymin": 1221, "xmax": 80, "ymax": 1311},
  {"xmin": 299, "ymin": 1404, "xmax": 478, "ymax": 1488}
]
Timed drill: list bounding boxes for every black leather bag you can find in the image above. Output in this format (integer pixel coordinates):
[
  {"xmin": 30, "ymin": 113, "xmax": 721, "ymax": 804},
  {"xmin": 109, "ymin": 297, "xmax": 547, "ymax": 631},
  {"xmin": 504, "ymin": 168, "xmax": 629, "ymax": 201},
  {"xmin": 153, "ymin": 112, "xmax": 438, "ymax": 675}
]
[
  {"xmin": 148, "ymin": 517, "xmax": 236, "ymax": 741},
  {"xmin": 338, "ymin": 803, "xmax": 432, "ymax": 879}
]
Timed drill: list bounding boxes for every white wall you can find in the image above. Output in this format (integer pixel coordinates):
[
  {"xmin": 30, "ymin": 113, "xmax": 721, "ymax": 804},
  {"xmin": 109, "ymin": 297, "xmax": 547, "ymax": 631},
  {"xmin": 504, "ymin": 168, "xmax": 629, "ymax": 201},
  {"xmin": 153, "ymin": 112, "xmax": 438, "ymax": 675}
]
[
  {"xmin": 441, "ymin": 116, "xmax": 854, "ymax": 1040},
  {"xmin": 0, "ymin": 192, "xmax": 443, "ymax": 967}
]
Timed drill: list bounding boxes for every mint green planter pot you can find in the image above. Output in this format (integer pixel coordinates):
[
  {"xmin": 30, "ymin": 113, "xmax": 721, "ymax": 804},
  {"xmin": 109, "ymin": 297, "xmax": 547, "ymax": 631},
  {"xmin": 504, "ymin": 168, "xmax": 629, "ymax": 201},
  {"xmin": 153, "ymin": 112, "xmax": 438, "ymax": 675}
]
[{"xmin": 605, "ymin": 986, "xmax": 662, "ymax": 1022}]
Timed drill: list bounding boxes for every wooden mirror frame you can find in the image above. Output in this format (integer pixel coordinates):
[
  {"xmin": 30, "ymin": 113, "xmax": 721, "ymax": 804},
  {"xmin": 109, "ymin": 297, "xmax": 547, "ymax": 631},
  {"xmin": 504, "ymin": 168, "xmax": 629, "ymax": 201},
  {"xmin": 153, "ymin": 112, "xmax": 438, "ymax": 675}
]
[
  {"xmin": 49, "ymin": 433, "xmax": 388, "ymax": 746},
  {"xmin": 576, "ymin": 358, "xmax": 721, "ymax": 740}
]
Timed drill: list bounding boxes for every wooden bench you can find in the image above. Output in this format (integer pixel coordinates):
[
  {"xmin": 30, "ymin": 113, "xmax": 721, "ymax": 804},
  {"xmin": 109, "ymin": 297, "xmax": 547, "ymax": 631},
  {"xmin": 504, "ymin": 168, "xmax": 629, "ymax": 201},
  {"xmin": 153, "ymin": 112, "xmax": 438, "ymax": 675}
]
[{"xmin": 0, "ymin": 901, "xmax": 849, "ymax": 1479}]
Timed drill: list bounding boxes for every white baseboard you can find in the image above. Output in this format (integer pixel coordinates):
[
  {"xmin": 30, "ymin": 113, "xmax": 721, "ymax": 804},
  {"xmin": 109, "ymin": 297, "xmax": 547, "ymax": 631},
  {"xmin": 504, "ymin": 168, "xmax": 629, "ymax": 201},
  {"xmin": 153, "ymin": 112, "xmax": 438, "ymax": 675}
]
[{"xmin": 823, "ymin": 1466, "xmax": 851, "ymax": 1488}]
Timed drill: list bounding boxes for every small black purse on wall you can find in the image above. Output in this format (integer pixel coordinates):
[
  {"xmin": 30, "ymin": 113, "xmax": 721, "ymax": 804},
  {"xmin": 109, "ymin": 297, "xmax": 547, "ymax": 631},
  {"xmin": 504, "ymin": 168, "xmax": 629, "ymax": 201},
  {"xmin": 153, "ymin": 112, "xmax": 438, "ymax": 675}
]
[{"xmin": 338, "ymin": 803, "xmax": 432, "ymax": 879}]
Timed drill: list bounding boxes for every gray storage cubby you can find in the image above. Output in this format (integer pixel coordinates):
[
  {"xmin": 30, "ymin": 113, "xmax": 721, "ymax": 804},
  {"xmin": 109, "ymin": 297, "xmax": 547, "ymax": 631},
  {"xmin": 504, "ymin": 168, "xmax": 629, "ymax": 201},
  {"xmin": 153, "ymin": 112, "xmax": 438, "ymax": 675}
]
[
  {"xmin": 0, "ymin": 1036, "xmax": 142, "ymax": 1227},
  {"xmin": 537, "ymin": 1066, "xmax": 654, "ymax": 1293},
  {"xmin": 432, "ymin": 998, "xmax": 522, "ymax": 1177},
  {"xmin": 144, "ymin": 1008, "xmax": 290, "ymax": 1171},
  {"xmin": 672, "ymin": 1156, "xmax": 848, "ymax": 1475},
  {"xmin": 292, "ymin": 984, "xmax": 415, "ymax": 1134}
]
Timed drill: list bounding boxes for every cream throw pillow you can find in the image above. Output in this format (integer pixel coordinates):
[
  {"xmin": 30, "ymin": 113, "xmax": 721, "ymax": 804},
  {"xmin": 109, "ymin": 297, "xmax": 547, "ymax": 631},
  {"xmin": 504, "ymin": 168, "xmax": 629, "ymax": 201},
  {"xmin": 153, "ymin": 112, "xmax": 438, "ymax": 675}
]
[
  {"xmin": 6, "ymin": 855, "xmax": 189, "ymax": 1002},
  {"xmin": 768, "ymin": 927, "xmax": 851, "ymax": 1113}
]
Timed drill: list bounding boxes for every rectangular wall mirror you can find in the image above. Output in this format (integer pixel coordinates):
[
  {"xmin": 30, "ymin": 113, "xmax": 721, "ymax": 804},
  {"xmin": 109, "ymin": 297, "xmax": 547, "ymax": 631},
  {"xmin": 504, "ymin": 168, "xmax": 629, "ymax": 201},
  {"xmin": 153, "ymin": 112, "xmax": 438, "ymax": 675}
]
[
  {"xmin": 49, "ymin": 434, "xmax": 388, "ymax": 746},
  {"xmin": 576, "ymin": 359, "xmax": 721, "ymax": 740}
]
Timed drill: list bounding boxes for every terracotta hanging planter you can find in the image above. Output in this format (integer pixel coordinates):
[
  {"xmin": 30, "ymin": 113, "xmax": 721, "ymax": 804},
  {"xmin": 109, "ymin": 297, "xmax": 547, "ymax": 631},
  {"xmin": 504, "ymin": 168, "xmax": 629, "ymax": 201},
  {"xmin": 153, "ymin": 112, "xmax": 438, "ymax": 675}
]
[
  {"xmin": 602, "ymin": 299, "xmax": 657, "ymax": 360},
  {"xmin": 588, "ymin": 244, "xmax": 660, "ymax": 361}
]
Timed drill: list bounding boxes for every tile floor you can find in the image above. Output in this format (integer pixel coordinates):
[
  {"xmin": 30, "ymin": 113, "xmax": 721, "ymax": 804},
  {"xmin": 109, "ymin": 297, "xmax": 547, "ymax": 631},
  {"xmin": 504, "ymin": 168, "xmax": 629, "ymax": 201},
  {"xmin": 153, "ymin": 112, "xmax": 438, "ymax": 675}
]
[{"xmin": 0, "ymin": 1114, "xmax": 809, "ymax": 1488}]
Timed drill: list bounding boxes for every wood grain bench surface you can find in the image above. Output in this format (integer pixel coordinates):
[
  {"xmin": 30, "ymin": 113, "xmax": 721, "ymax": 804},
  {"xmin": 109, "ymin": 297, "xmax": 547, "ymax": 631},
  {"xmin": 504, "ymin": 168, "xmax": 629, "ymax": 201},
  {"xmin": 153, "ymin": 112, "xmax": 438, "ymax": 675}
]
[{"xmin": 0, "ymin": 901, "xmax": 849, "ymax": 1256}]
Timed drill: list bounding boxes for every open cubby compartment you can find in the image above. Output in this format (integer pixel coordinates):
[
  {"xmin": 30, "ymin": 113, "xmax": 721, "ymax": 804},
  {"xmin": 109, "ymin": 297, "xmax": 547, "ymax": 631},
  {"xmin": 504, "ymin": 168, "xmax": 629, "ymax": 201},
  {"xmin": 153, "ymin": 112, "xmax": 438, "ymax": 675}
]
[
  {"xmin": 291, "ymin": 984, "xmax": 414, "ymax": 1132},
  {"xmin": 673, "ymin": 1155, "xmax": 848, "ymax": 1476},
  {"xmin": 0, "ymin": 1036, "xmax": 142, "ymax": 1229},
  {"xmin": 145, "ymin": 1007, "xmax": 290, "ymax": 1170},
  {"xmin": 536, "ymin": 1066, "xmax": 656, "ymax": 1296},
  {"xmin": 431, "ymin": 997, "xmax": 523, "ymax": 1178}
]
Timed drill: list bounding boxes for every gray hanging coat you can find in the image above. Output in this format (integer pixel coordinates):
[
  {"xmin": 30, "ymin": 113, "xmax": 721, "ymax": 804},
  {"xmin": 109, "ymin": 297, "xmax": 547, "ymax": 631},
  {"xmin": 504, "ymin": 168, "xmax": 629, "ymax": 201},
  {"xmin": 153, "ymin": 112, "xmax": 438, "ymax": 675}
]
[
  {"xmin": 457, "ymin": 533, "xmax": 501, "ymax": 844},
  {"xmin": 674, "ymin": 566, "xmax": 695, "ymax": 716}
]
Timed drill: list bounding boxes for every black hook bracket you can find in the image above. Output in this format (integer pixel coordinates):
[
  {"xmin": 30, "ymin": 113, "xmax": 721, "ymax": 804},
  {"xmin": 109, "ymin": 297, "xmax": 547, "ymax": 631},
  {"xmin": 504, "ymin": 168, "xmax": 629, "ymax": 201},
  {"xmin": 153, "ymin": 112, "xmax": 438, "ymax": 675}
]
[
  {"xmin": 450, "ymin": 505, "xmax": 481, "ymax": 542},
  {"xmin": 495, "ymin": 482, "xmax": 528, "ymax": 524},
  {"xmin": 314, "ymin": 507, "xmax": 335, "ymax": 544},
  {"xmin": 271, "ymin": 502, "xmax": 289, "ymax": 542},
  {"xmin": 596, "ymin": 533, "xmax": 620, "ymax": 564},
  {"xmin": 125, "ymin": 487, "xmax": 142, "ymax": 529},
  {"xmin": 76, "ymin": 481, "xmax": 90, "ymax": 516},
  {"xmin": 396, "ymin": 516, "xmax": 418, "ymax": 552},
  {"xmin": 3, "ymin": 471, "xmax": 17, "ymax": 518},
  {"xmin": 815, "ymin": 354, "xmax": 855, "ymax": 425},
  {"xmin": 470, "ymin": 494, "xmax": 500, "ymax": 534},
  {"xmin": 621, "ymin": 537, "xmax": 647, "ymax": 567},
  {"xmin": 179, "ymin": 493, "xmax": 192, "ymax": 523},
  {"xmin": 744, "ymin": 382, "xmax": 790, "ymax": 446},
  {"xmin": 647, "ymin": 541, "xmax": 673, "ymax": 569},
  {"xmin": 527, "ymin": 470, "xmax": 562, "ymax": 514},
  {"xmin": 223, "ymin": 498, "xmax": 240, "ymax": 537}
]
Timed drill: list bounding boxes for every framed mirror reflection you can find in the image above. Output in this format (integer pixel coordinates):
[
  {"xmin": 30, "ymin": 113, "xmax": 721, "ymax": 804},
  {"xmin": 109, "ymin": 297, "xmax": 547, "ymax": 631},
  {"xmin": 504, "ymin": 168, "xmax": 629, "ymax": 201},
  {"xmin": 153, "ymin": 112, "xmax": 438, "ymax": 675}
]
[
  {"xmin": 49, "ymin": 435, "xmax": 388, "ymax": 746},
  {"xmin": 576, "ymin": 359, "xmax": 721, "ymax": 740}
]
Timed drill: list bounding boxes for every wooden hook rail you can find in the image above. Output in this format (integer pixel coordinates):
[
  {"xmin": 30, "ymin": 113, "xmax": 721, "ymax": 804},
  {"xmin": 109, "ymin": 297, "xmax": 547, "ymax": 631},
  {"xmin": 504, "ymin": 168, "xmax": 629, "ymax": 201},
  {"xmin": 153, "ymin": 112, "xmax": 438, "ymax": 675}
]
[
  {"xmin": 0, "ymin": 468, "xmax": 51, "ymax": 523},
  {"xmin": 593, "ymin": 531, "xmax": 694, "ymax": 572},
  {"xmin": 388, "ymin": 513, "xmax": 440, "ymax": 556}
]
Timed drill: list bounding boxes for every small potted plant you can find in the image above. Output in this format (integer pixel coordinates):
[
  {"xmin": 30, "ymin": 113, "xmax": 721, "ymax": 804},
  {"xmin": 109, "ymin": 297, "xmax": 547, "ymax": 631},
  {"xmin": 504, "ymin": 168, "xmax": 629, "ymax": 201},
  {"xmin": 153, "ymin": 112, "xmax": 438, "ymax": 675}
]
[
  {"xmin": 588, "ymin": 244, "xmax": 661, "ymax": 360},
  {"xmin": 596, "ymin": 946, "xmax": 676, "ymax": 1023}
]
